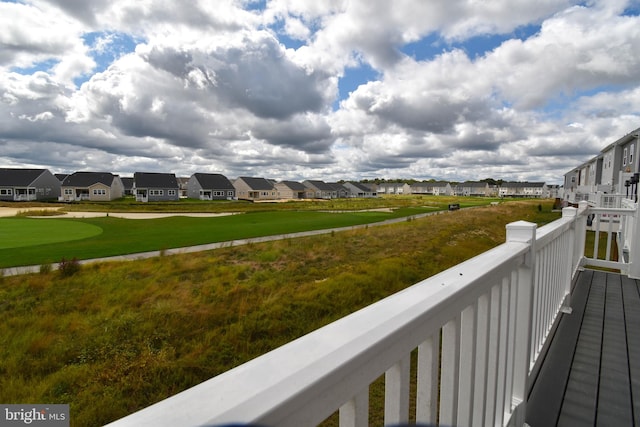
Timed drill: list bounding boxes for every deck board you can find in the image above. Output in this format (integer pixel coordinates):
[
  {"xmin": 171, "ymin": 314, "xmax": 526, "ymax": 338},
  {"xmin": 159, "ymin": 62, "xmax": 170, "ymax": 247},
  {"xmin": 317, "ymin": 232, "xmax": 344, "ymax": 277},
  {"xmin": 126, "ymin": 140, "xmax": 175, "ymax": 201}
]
[
  {"xmin": 526, "ymin": 270, "xmax": 640, "ymax": 427},
  {"xmin": 622, "ymin": 275, "xmax": 640, "ymax": 426}
]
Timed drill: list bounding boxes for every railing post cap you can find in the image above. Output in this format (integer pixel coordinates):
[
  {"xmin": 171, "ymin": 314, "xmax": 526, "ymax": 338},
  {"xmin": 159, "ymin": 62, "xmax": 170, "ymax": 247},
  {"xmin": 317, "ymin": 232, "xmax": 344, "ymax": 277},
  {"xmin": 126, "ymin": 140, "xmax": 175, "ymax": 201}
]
[
  {"xmin": 506, "ymin": 220, "xmax": 536, "ymax": 243},
  {"xmin": 562, "ymin": 206, "xmax": 578, "ymax": 218}
]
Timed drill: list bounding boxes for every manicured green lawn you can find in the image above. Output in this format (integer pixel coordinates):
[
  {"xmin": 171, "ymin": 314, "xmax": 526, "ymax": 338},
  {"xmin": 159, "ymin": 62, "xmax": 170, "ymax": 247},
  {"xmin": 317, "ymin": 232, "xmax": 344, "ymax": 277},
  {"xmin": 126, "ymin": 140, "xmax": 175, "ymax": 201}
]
[
  {"xmin": 0, "ymin": 218, "xmax": 103, "ymax": 250},
  {"xmin": 0, "ymin": 208, "xmax": 434, "ymax": 268}
]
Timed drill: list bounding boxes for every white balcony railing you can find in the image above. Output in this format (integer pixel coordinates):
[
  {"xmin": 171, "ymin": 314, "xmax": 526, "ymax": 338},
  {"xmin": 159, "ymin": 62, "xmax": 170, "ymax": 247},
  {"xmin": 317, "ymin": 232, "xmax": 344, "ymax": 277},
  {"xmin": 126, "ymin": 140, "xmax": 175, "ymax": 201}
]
[{"xmin": 107, "ymin": 203, "xmax": 640, "ymax": 427}]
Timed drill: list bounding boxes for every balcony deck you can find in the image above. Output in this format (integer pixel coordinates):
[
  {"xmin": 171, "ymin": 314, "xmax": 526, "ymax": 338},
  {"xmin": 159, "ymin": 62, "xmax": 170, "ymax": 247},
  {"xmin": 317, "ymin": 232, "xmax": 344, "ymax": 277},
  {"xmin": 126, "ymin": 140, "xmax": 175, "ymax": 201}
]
[{"xmin": 526, "ymin": 269, "xmax": 640, "ymax": 427}]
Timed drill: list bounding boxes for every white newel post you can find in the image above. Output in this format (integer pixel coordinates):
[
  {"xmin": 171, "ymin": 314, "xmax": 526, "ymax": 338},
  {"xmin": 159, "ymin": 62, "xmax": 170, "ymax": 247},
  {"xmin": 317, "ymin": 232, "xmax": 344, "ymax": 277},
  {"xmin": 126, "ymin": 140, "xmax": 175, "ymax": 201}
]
[
  {"xmin": 506, "ymin": 220, "xmax": 536, "ymax": 426},
  {"xmin": 628, "ymin": 202, "xmax": 640, "ymax": 279},
  {"xmin": 561, "ymin": 206, "xmax": 578, "ymax": 308}
]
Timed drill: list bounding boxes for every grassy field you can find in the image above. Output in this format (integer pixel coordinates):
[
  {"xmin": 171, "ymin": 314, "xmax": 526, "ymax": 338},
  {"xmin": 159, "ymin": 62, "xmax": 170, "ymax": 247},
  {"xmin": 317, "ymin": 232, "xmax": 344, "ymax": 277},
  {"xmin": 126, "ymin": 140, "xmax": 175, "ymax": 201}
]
[
  {"xmin": 0, "ymin": 200, "xmax": 560, "ymax": 426},
  {"xmin": 0, "ymin": 218, "xmax": 103, "ymax": 250},
  {"xmin": 0, "ymin": 207, "xmax": 441, "ymax": 268}
]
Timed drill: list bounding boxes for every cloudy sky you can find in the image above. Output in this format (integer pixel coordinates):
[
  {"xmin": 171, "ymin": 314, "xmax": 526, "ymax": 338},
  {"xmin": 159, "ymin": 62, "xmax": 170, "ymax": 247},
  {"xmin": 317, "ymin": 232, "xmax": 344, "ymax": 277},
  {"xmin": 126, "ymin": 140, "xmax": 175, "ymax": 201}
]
[{"xmin": 1, "ymin": 0, "xmax": 639, "ymax": 184}]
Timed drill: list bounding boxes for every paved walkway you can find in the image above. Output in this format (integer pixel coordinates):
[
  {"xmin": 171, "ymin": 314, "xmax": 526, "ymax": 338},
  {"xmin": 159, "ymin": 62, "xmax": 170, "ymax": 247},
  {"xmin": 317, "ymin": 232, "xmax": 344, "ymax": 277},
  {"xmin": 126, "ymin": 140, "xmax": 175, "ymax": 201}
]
[{"xmin": 2, "ymin": 209, "xmax": 449, "ymax": 277}]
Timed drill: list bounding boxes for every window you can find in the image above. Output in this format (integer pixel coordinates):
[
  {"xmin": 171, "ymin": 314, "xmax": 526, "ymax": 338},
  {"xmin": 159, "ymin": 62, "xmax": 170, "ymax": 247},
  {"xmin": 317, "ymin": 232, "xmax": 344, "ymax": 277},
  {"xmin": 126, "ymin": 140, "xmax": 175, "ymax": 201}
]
[
  {"xmin": 0, "ymin": 188, "xmax": 12, "ymax": 195},
  {"xmin": 623, "ymin": 147, "xmax": 628, "ymax": 166},
  {"xmin": 93, "ymin": 189, "xmax": 106, "ymax": 195},
  {"xmin": 213, "ymin": 191, "xmax": 225, "ymax": 196},
  {"xmin": 631, "ymin": 144, "xmax": 635, "ymax": 167},
  {"xmin": 227, "ymin": 191, "xmax": 234, "ymax": 196},
  {"xmin": 64, "ymin": 188, "xmax": 73, "ymax": 195},
  {"xmin": 168, "ymin": 190, "xmax": 176, "ymax": 196},
  {"xmin": 150, "ymin": 190, "xmax": 164, "ymax": 196}
]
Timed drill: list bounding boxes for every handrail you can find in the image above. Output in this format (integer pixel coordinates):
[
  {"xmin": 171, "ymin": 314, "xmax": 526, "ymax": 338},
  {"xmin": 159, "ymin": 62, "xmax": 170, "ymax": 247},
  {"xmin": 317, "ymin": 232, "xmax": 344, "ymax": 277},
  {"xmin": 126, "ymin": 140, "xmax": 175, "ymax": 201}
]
[{"xmin": 105, "ymin": 206, "xmax": 611, "ymax": 427}]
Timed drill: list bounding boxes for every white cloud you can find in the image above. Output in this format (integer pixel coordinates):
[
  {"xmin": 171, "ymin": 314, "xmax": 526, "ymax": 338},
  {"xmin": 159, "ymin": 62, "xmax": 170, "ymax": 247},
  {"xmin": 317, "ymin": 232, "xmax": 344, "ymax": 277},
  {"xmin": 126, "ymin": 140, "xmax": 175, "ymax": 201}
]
[{"xmin": 0, "ymin": 0, "xmax": 639, "ymax": 183}]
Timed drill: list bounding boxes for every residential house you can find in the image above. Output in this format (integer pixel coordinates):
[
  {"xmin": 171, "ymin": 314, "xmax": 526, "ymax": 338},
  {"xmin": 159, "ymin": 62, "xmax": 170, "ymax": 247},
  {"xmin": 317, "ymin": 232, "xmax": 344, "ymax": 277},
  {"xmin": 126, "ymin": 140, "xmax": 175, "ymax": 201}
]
[
  {"xmin": 55, "ymin": 173, "xmax": 69, "ymax": 182},
  {"xmin": 0, "ymin": 168, "xmax": 61, "ymax": 201},
  {"xmin": 375, "ymin": 182, "xmax": 412, "ymax": 195},
  {"xmin": 342, "ymin": 181, "xmax": 377, "ymax": 198},
  {"xmin": 546, "ymin": 184, "xmax": 561, "ymax": 199},
  {"xmin": 121, "ymin": 177, "xmax": 134, "ymax": 196},
  {"xmin": 499, "ymin": 182, "xmax": 547, "ymax": 198},
  {"xmin": 274, "ymin": 181, "xmax": 310, "ymax": 199},
  {"xmin": 303, "ymin": 180, "xmax": 336, "ymax": 199},
  {"xmin": 410, "ymin": 181, "xmax": 453, "ymax": 196},
  {"xmin": 564, "ymin": 127, "xmax": 640, "ymax": 203},
  {"xmin": 133, "ymin": 172, "xmax": 180, "ymax": 202},
  {"xmin": 327, "ymin": 182, "xmax": 349, "ymax": 198},
  {"xmin": 187, "ymin": 173, "xmax": 236, "ymax": 200},
  {"xmin": 233, "ymin": 177, "xmax": 278, "ymax": 201},
  {"xmin": 61, "ymin": 172, "xmax": 124, "ymax": 202},
  {"xmin": 455, "ymin": 181, "xmax": 490, "ymax": 197},
  {"xmin": 177, "ymin": 177, "xmax": 189, "ymax": 198}
]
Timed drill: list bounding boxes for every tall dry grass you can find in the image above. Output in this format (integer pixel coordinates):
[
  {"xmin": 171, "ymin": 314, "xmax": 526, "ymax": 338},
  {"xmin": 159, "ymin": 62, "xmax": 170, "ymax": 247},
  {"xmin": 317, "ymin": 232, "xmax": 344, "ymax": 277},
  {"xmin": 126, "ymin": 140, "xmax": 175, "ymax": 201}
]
[{"xmin": 0, "ymin": 200, "xmax": 559, "ymax": 426}]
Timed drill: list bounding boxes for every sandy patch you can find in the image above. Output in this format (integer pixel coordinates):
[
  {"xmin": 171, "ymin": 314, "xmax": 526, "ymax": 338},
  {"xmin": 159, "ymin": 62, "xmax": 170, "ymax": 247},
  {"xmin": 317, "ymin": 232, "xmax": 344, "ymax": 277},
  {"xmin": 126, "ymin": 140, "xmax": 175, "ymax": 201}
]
[
  {"xmin": 0, "ymin": 207, "xmax": 63, "ymax": 217},
  {"xmin": 0, "ymin": 207, "xmax": 241, "ymax": 219}
]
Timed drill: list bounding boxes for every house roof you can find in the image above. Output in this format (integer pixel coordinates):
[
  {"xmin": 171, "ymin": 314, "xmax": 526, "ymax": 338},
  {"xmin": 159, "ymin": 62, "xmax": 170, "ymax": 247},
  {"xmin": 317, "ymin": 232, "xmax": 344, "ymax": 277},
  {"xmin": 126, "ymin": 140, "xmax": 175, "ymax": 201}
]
[
  {"xmin": 459, "ymin": 182, "xmax": 488, "ymax": 188},
  {"xmin": 0, "ymin": 168, "xmax": 47, "ymax": 186},
  {"xmin": 120, "ymin": 177, "xmax": 134, "ymax": 190},
  {"xmin": 62, "ymin": 171, "xmax": 117, "ymax": 187},
  {"xmin": 193, "ymin": 173, "xmax": 234, "ymax": 190},
  {"xmin": 304, "ymin": 180, "xmax": 335, "ymax": 191},
  {"xmin": 134, "ymin": 172, "xmax": 178, "ymax": 188},
  {"xmin": 346, "ymin": 181, "xmax": 372, "ymax": 192},
  {"xmin": 278, "ymin": 180, "xmax": 307, "ymax": 191},
  {"xmin": 502, "ymin": 181, "xmax": 545, "ymax": 188},
  {"xmin": 237, "ymin": 177, "xmax": 274, "ymax": 190},
  {"xmin": 327, "ymin": 182, "xmax": 347, "ymax": 191}
]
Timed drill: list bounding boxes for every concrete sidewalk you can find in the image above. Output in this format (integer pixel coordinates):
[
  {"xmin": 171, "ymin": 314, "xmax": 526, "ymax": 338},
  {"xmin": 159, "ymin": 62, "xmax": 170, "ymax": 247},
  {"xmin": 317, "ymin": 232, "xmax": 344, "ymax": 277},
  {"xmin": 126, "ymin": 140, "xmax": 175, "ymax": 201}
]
[{"xmin": 2, "ymin": 210, "xmax": 448, "ymax": 277}]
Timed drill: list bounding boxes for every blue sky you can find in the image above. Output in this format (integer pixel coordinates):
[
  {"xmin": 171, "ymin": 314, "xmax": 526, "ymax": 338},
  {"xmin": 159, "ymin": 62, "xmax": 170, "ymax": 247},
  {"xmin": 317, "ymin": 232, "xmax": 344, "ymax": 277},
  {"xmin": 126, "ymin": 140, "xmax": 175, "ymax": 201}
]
[{"xmin": 1, "ymin": 0, "xmax": 639, "ymax": 184}]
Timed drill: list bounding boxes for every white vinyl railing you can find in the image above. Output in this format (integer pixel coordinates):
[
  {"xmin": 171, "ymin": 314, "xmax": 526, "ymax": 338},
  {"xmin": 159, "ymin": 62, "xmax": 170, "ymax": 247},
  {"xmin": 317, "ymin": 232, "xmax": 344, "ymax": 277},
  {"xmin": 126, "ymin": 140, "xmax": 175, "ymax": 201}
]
[
  {"xmin": 578, "ymin": 199, "xmax": 639, "ymax": 276},
  {"xmin": 107, "ymin": 204, "xmax": 639, "ymax": 427}
]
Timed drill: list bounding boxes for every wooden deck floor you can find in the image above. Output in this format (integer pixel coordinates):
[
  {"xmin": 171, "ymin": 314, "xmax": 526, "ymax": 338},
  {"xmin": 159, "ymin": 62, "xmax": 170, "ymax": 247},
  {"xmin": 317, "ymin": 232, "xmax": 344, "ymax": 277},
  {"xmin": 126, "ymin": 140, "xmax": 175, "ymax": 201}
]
[{"xmin": 526, "ymin": 269, "xmax": 640, "ymax": 426}]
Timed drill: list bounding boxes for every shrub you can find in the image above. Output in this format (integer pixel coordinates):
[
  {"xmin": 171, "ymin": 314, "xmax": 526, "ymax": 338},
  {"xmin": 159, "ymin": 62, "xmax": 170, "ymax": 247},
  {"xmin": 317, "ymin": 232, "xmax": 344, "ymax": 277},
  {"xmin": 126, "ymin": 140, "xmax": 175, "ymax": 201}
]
[{"xmin": 58, "ymin": 257, "xmax": 81, "ymax": 277}]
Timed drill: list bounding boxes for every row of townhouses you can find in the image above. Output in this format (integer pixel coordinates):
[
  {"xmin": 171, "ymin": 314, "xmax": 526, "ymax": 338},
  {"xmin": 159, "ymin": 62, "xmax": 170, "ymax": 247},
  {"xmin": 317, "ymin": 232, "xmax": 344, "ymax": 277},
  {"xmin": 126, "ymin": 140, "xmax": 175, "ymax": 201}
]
[
  {"xmin": 0, "ymin": 169, "xmax": 561, "ymax": 203},
  {"xmin": 564, "ymin": 127, "xmax": 640, "ymax": 204}
]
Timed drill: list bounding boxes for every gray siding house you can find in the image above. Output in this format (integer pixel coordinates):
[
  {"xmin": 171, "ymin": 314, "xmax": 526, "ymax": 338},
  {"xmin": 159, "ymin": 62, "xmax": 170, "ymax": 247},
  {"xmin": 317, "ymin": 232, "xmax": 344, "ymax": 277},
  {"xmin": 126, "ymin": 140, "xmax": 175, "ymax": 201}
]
[
  {"xmin": 133, "ymin": 172, "xmax": 180, "ymax": 202},
  {"xmin": 61, "ymin": 172, "xmax": 124, "ymax": 202},
  {"xmin": 0, "ymin": 168, "xmax": 61, "ymax": 201},
  {"xmin": 343, "ymin": 181, "xmax": 377, "ymax": 198},
  {"xmin": 187, "ymin": 173, "xmax": 235, "ymax": 200}
]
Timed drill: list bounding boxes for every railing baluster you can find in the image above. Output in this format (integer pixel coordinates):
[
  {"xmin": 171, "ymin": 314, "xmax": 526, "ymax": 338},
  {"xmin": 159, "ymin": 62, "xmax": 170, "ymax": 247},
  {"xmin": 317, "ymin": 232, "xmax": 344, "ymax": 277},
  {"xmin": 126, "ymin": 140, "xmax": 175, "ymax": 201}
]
[
  {"xmin": 495, "ymin": 277, "xmax": 510, "ymax": 426},
  {"xmin": 416, "ymin": 334, "xmax": 439, "ymax": 424},
  {"xmin": 472, "ymin": 294, "xmax": 489, "ymax": 427},
  {"xmin": 440, "ymin": 314, "xmax": 461, "ymax": 426},
  {"xmin": 485, "ymin": 283, "xmax": 501, "ymax": 426},
  {"xmin": 503, "ymin": 272, "xmax": 517, "ymax": 418},
  {"xmin": 339, "ymin": 388, "xmax": 368, "ymax": 427},
  {"xmin": 384, "ymin": 354, "xmax": 410, "ymax": 426},
  {"xmin": 457, "ymin": 304, "xmax": 476, "ymax": 426}
]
